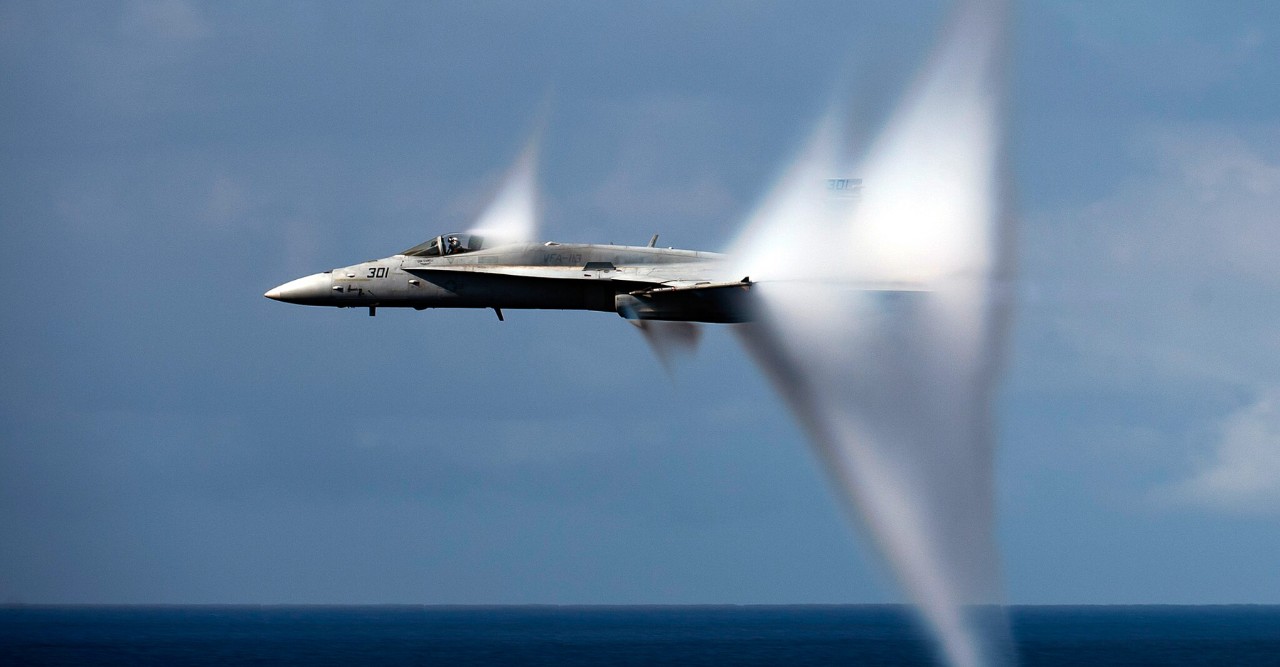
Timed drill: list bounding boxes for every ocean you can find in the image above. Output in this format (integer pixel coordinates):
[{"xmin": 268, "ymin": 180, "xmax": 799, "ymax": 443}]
[{"xmin": 2, "ymin": 605, "xmax": 1278, "ymax": 666}]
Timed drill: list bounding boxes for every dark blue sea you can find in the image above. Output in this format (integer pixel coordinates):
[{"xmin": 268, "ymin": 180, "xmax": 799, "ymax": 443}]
[{"xmin": 2, "ymin": 605, "xmax": 1278, "ymax": 666}]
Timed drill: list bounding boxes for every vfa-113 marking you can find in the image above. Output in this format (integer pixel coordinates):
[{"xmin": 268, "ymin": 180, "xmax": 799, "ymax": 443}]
[{"xmin": 264, "ymin": 233, "xmax": 754, "ymax": 323}]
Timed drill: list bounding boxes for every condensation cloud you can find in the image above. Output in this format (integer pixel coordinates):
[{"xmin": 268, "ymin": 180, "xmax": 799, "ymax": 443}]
[
  {"xmin": 730, "ymin": 1, "xmax": 1015, "ymax": 665},
  {"xmin": 468, "ymin": 136, "xmax": 541, "ymax": 245}
]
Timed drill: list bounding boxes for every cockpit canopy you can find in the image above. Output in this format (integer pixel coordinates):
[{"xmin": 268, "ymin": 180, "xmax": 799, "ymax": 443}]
[{"xmin": 401, "ymin": 233, "xmax": 485, "ymax": 257}]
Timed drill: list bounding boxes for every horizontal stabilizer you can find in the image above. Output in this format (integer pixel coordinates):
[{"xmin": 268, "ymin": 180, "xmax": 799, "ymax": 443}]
[
  {"xmin": 617, "ymin": 278, "xmax": 753, "ymax": 323},
  {"xmin": 630, "ymin": 277, "xmax": 752, "ymax": 297}
]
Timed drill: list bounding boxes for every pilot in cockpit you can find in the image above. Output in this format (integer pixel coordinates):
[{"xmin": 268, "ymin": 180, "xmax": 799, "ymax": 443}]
[{"xmin": 401, "ymin": 233, "xmax": 481, "ymax": 258}]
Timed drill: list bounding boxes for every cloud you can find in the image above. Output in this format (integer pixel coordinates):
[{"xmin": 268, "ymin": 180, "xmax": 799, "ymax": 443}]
[
  {"xmin": 1025, "ymin": 125, "xmax": 1280, "ymax": 511},
  {"xmin": 1158, "ymin": 389, "xmax": 1280, "ymax": 512},
  {"xmin": 1088, "ymin": 128, "xmax": 1279, "ymax": 283},
  {"xmin": 1028, "ymin": 125, "xmax": 1280, "ymax": 385}
]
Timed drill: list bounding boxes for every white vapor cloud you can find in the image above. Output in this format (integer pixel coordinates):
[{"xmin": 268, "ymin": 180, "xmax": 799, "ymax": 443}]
[
  {"xmin": 468, "ymin": 137, "xmax": 541, "ymax": 244},
  {"xmin": 733, "ymin": 1, "xmax": 1015, "ymax": 664}
]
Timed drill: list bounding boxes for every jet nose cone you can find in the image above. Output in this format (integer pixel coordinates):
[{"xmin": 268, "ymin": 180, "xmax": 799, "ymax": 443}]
[{"xmin": 264, "ymin": 273, "xmax": 332, "ymax": 305}]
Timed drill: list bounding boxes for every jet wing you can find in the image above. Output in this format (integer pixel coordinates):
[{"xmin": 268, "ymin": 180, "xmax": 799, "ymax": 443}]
[
  {"xmin": 400, "ymin": 262, "xmax": 728, "ymax": 288},
  {"xmin": 402, "ymin": 262, "xmax": 753, "ymax": 322}
]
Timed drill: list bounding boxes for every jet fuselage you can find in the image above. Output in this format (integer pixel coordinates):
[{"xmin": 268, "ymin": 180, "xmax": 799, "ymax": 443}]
[{"xmin": 265, "ymin": 237, "xmax": 748, "ymax": 322}]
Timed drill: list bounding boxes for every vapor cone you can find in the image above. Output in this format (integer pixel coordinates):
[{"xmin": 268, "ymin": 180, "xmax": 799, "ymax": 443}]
[
  {"xmin": 731, "ymin": 1, "xmax": 1014, "ymax": 665},
  {"xmin": 469, "ymin": 135, "xmax": 541, "ymax": 244}
]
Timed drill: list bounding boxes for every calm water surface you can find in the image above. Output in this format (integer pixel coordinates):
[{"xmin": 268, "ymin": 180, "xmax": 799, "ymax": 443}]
[{"xmin": 2, "ymin": 605, "xmax": 1278, "ymax": 666}]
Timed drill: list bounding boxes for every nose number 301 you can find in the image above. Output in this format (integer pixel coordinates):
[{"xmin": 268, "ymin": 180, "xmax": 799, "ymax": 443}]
[{"xmin": 366, "ymin": 267, "xmax": 390, "ymax": 278}]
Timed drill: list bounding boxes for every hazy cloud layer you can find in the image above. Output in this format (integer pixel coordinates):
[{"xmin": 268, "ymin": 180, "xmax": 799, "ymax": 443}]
[
  {"xmin": 1163, "ymin": 390, "xmax": 1280, "ymax": 512},
  {"xmin": 1023, "ymin": 126, "xmax": 1280, "ymax": 513}
]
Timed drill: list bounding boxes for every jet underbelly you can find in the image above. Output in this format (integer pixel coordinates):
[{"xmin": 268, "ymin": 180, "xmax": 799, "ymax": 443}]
[{"xmin": 409, "ymin": 270, "xmax": 618, "ymax": 312}]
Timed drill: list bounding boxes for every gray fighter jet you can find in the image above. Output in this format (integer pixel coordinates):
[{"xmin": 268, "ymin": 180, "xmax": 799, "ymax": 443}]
[{"xmin": 264, "ymin": 233, "xmax": 752, "ymax": 323}]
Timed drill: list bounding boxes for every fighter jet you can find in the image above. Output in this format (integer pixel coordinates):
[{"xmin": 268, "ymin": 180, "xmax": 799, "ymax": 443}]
[
  {"xmin": 263, "ymin": 232, "xmax": 753, "ymax": 324},
  {"xmin": 264, "ymin": 2, "xmax": 1012, "ymax": 664}
]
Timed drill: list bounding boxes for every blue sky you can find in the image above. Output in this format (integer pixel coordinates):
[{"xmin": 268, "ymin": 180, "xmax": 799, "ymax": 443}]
[{"xmin": 2, "ymin": 0, "xmax": 1278, "ymax": 605}]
